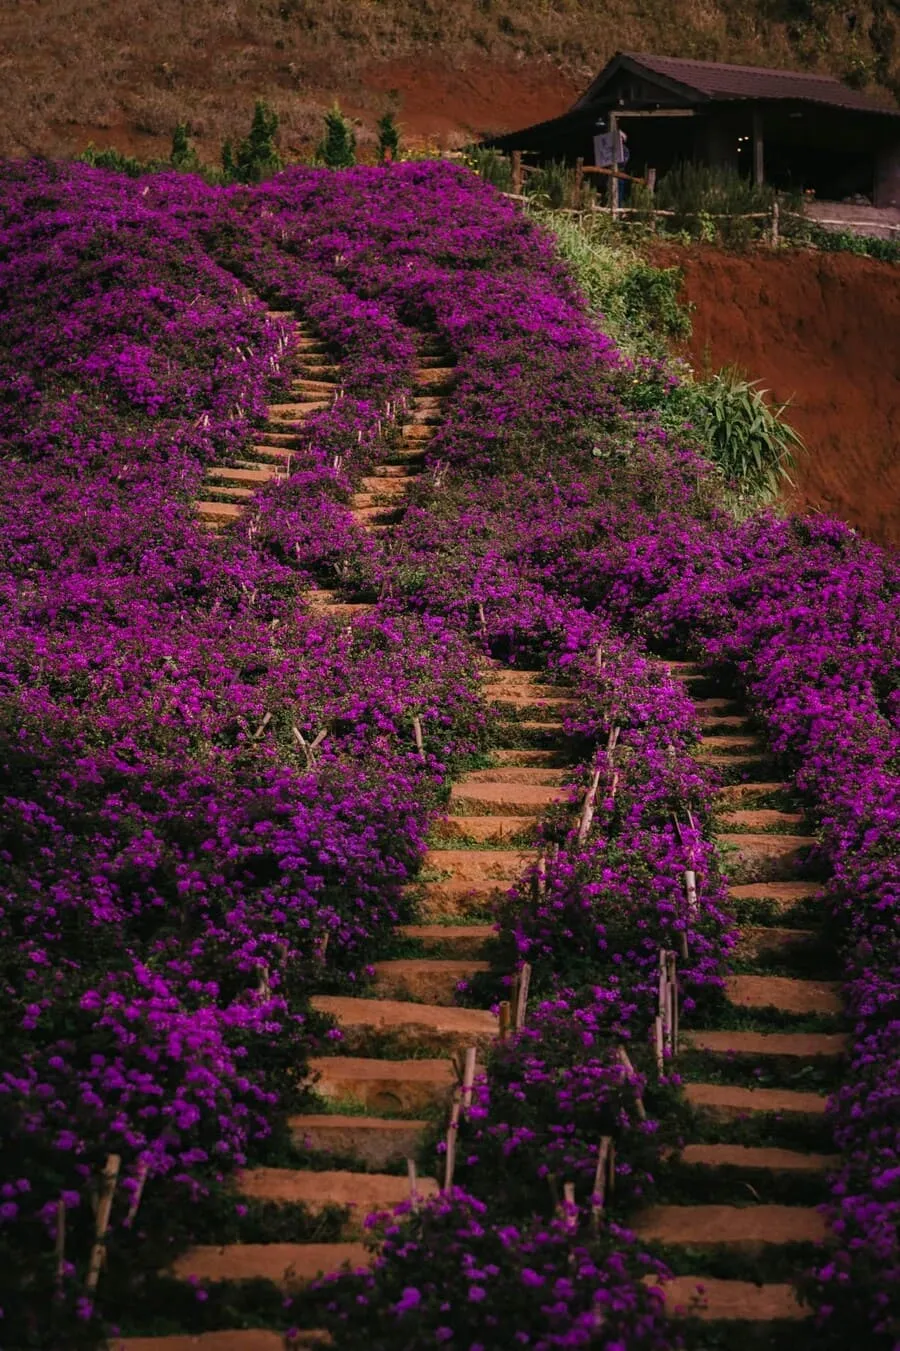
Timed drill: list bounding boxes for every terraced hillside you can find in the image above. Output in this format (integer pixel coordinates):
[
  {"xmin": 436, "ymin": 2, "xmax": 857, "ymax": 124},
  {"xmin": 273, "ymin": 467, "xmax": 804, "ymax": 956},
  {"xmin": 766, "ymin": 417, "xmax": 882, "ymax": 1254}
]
[{"xmin": 1, "ymin": 159, "xmax": 898, "ymax": 1351}]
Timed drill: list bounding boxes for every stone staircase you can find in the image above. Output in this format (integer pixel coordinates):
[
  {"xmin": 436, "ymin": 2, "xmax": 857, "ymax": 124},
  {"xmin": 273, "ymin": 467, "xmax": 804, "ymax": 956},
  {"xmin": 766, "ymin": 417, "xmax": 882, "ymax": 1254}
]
[{"xmin": 636, "ymin": 660, "xmax": 843, "ymax": 1330}]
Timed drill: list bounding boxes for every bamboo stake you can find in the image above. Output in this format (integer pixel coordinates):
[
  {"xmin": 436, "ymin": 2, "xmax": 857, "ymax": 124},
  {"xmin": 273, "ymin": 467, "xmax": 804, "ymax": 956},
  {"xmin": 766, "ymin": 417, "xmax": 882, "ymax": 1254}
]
[
  {"xmin": 498, "ymin": 1000, "xmax": 511, "ymax": 1040},
  {"xmin": 562, "ymin": 1181, "xmax": 577, "ymax": 1231},
  {"xmin": 85, "ymin": 1153, "xmax": 121, "ymax": 1295},
  {"xmin": 684, "ymin": 869, "xmax": 698, "ymax": 917},
  {"xmin": 407, "ymin": 1158, "xmax": 420, "ymax": 1209},
  {"xmin": 257, "ymin": 964, "xmax": 271, "ymax": 1000},
  {"xmin": 654, "ymin": 1015, "xmax": 664, "ymax": 1074},
  {"xmin": 124, "ymin": 1159, "xmax": 150, "ymax": 1229},
  {"xmin": 443, "ymin": 1098, "xmax": 461, "ymax": 1191},
  {"xmin": 477, "ymin": 602, "xmax": 487, "ymax": 636},
  {"xmin": 616, "ymin": 1046, "xmax": 647, "ymax": 1120},
  {"xmin": 576, "ymin": 768, "xmax": 603, "ymax": 845},
  {"xmin": 591, "ymin": 1136, "xmax": 612, "ymax": 1221},
  {"xmin": 594, "ymin": 644, "xmax": 604, "ymax": 673},
  {"xmin": 666, "ymin": 951, "xmax": 679, "ymax": 1054},
  {"xmin": 412, "ymin": 715, "xmax": 425, "ymax": 761},
  {"xmin": 607, "ymin": 724, "xmax": 621, "ymax": 754},
  {"xmin": 514, "ymin": 963, "xmax": 532, "ymax": 1030},
  {"xmin": 461, "ymin": 1047, "xmax": 477, "ymax": 1111}
]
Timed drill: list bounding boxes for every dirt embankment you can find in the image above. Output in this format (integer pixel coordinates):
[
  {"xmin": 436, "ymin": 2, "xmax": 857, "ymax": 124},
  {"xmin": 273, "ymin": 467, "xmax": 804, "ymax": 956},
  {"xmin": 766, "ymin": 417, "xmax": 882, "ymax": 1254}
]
[{"xmin": 655, "ymin": 246, "xmax": 900, "ymax": 548}]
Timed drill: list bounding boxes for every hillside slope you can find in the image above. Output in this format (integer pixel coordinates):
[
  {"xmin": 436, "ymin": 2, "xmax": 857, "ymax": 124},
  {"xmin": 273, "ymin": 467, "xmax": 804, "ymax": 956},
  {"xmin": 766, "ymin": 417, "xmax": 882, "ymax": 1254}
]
[
  {"xmin": 655, "ymin": 245, "xmax": 900, "ymax": 547},
  {"xmin": 3, "ymin": 0, "xmax": 900, "ymax": 160}
]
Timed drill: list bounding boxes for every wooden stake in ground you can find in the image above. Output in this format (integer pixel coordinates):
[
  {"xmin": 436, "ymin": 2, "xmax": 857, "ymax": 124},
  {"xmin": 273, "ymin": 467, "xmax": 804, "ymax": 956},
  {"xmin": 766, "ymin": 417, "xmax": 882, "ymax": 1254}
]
[
  {"xmin": 562, "ymin": 1181, "xmax": 577, "ymax": 1232},
  {"xmin": 412, "ymin": 715, "xmax": 425, "ymax": 761},
  {"xmin": 654, "ymin": 1014, "xmax": 664, "ymax": 1074},
  {"xmin": 123, "ymin": 1158, "xmax": 150, "ymax": 1229},
  {"xmin": 407, "ymin": 1158, "xmax": 420, "ymax": 1210},
  {"xmin": 577, "ymin": 768, "xmax": 603, "ymax": 845},
  {"xmin": 85, "ymin": 1153, "xmax": 121, "ymax": 1295},
  {"xmin": 514, "ymin": 962, "xmax": 532, "ymax": 1030},
  {"xmin": 461, "ymin": 1047, "xmax": 477, "ymax": 1111},
  {"xmin": 616, "ymin": 1046, "xmax": 647, "ymax": 1121},
  {"xmin": 591, "ymin": 1135, "xmax": 613, "ymax": 1225},
  {"xmin": 443, "ymin": 1098, "xmax": 461, "ymax": 1192},
  {"xmin": 666, "ymin": 950, "xmax": 679, "ymax": 1054}
]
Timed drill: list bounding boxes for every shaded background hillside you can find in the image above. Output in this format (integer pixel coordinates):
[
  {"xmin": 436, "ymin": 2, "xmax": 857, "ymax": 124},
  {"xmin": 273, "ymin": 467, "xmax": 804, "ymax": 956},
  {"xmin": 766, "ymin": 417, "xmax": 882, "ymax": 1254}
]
[{"xmin": 3, "ymin": 0, "xmax": 900, "ymax": 160}]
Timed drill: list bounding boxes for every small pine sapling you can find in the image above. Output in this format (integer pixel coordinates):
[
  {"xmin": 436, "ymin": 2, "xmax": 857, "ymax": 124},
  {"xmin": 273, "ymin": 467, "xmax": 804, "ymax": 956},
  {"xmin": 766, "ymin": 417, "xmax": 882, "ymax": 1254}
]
[
  {"xmin": 170, "ymin": 123, "xmax": 199, "ymax": 172},
  {"xmin": 377, "ymin": 110, "xmax": 400, "ymax": 164},
  {"xmin": 235, "ymin": 100, "xmax": 283, "ymax": 183},
  {"xmin": 317, "ymin": 104, "xmax": 356, "ymax": 169}
]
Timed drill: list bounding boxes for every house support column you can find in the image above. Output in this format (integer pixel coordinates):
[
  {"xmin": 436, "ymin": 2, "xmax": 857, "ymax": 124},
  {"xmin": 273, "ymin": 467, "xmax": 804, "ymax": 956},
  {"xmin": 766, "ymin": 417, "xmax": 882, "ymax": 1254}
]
[
  {"xmin": 752, "ymin": 108, "xmax": 764, "ymax": 186},
  {"xmin": 874, "ymin": 140, "xmax": 900, "ymax": 206}
]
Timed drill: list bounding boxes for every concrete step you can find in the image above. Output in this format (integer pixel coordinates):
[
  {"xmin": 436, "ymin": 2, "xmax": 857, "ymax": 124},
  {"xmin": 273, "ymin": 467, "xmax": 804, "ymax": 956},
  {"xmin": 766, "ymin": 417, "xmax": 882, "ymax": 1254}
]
[
  {"xmin": 683, "ymin": 1029, "xmax": 847, "ymax": 1057},
  {"xmin": 170, "ymin": 1242, "xmax": 369, "ymax": 1288},
  {"xmin": 308, "ymin": 1056, "xmax": 453, "ymax": 1114},
  {"xmin": 311, "ymin": 995, "xmax": 497, "ymax": 1053},
  {"xmin": 459, "ymin": 767, "xmax": 567, "ymax": 786},
  {"xmin": 196, "ymin": 501, "xmax": 244, "ymax": 522},
  {"xmin": 398, "ymin": 924, "xmax": 495, "ymax": 955},
  {"xmin": 371, "ymin": 958, "xmax": 491, "ymax": 1003},
  {"xmin": 433, "ymin": 815, "xmax": 537, "ymax": 843},
  {"xmin": 678, "ymin": 1143, "xmax": 840, "ymax": 1172},
  {"xmin": 289, "ymin": 1115, "xmax": 427, "ymax": 1168},
  {"xmin": 207, "ymin": 465, "xmax": 278, "ymax": 484},
  {"xmin": 449, "ymin": 781, "xmax": 565, "ymax": 815},
  {"xmin": 685, "ymin": 1083, "xmax": 828, "ymax": 1118},
  {"xmin": 659, "ymin": 1276, "xmax": 810, "ymax": 1321},
  {"xmin": 424, "ymin": 848, "xmax": 533, "ymax": 884},
  {"xmin": 634, "ymin": 1204, "xmax": 826, "ymax": 1248},
  {"xmin": 237, "ymin": 1167, "xmax": 436, "ymax": 1218},
  {"xmin": 725, "ymin": 974, "xmax": 841, "ymax": 1015}
]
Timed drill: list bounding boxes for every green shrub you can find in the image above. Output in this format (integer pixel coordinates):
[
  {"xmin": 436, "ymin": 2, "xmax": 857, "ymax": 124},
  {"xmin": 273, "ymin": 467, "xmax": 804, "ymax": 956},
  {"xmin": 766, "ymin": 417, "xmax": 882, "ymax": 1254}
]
[
  {"xmin": 79, "ymin": 143, "xmax": 156, "ymax": 178},
  {"xmin": 230, "ymin": 100, "xmax": 283, "ymax": 183},
  {"xmin": 316, "ymin": 104, "xmax": 357, "ymax": 169},
  {"xmin": 170, "ymin": 122, "xmax": 199, "ymax": 173},
  {"xmin": 377, "ymin": 110, "xmax": 401, "ymax": 163},
  {"xmin": 654, "ymin": 163, "xmax": 776, "ymax": 247},
  {"xmin": 677, "ymin": 366, "xmax": 804, "ymax": 503},
  {"xmin": 466, "ymin": 145, "xmax": 512, "ymax": 191}
]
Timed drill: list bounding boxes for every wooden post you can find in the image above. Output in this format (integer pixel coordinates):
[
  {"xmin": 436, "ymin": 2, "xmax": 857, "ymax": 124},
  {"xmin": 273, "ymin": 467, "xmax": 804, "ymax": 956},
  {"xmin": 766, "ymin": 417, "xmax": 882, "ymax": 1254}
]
[
  {"xmin": 752, "ymin": 108, "xmax": 764, "ymax": 187},
  {"xmin": 576, "ymin": 768, "xmax": 603, "ymax": 844},
  {"xmin": 412, "ymin": 715, "xmax": 425, "ymax": 761},
  {"xmin": 511, "ymin": 149, "xmax": 522, "ymax": 196},
  {"xmin": 771, "ymin": 197, "xmax": 780, "ymax": 247},
  {"xmin": 407, "ymin": 1157, "xmax": 420, "ymax": 1208},
  {"xmin": 654, "ymin": 1015, "xmax": 664, "ymax": 1074},
  {"xmin": 591, "ymin": 1136, "xmax": 612, "ymax": 1221},
  {"xmin": 666, "ymin": 951, "xmax": 679, "ymax": 1053},
  {"xmin": 574, "ymin": 156, "xmax": 584, "ymax": 210},
  {"xmin": 647, "ymin": 167, "xmax": 657, "ymax": 193},
  {"xmin": 85, "ymin": 1154, "xmax": 121, "ymax": 1295},
  {"xmin": 562, "ymin": 1180, "xmax": 577, "ymax": 1231},
  {"xmin": 684, "ymin": 869, "xmax": 698, "ymax": 918},
  {"xmin": 124, "ymin": 1159, "xmax": 150, "ymax": 1228},
  {"xmin": 609, "ymin": 112, "xmax": 620, "ymax": 217},
  {"xmin": 443, "ymin": 1098, "xmax": 461, "ymax": 1191},
  {"xmin": 498, "ymin": 1000, "xmax": 511, "ymax": 1040}
]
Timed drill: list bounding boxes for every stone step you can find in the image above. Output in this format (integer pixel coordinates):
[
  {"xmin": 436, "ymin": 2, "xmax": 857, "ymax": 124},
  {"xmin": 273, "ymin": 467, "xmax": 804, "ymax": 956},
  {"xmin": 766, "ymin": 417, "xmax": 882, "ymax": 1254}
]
[
  {"xmin": 252, "ymin": 443, "xmax": 295, "ymax": 461},
  {"xmin": 433, "ymin": 815, "xmax": 536, "ymax": 843},
  {"xmin": 268, "ymin": 401, "xmax": 332, "ymax": 417},
  {"xmin": 399, "ymin": 425, "xmax": 436, "ymax": 440},
  {"xmin": 729, "ymin": 880, "xmax": 821, "ymax": 907},
  {"xmin": 315, "ymin": 603, "xmax": 374, "ymax": 618},
  {"xmin": 492, "ymin": 748, "xmax": 569, "ymax": 767},
  {"xmin": 701, "ymin": 715, "xmax": 752, "ymax": 731},
  {"xmin": 398, "ymin": 924, "xmax": 495, "ymax": 955},
  {"xmin": 698, "ymin": 736, "xmax": 764, "ymax": 756},
  {"xmin": 417, "ymin": 878, "xmax": 513, "ymax": 920},
  {"xmin": 202, "ymin": 484, "xmax": 255, "ymax": 501},
  {"xmin": 719, "ymin": 809, "xmax": 806, "ymax": 831},
  {"xmin": 292, "ymin": 379, "xmax": 340, "ymax": 394},
  {"xmin": 371, "ymin": 463, "xmax": 422, "ymax": 478},
  {"xmin": 719, "ymin": 833, "xmax": 813, "ymax": 880},
  {"xmin": 308, "ymin": 1056, "xmax": 454, "ymax": 1114},
  {"xmin": 299, "ymin": 364, "xmax": 341, "ymax": 377},
  {"xmin": 351, "ymin": 505, "xmax": 405, "ymax": 524},
  {"xmin": 693, "ymin": 698, "xmax": 739, "ymax": 715},
  {"xmin": 359, "ymin": 476, "xmax": 409, "ymax": 495},
  {"xmin": 289, "ymin": 1115, "xmax": 427, "ymax": 1168},
  {"xmin": 459, "ymin": 767, "xmax": 567, "ymax": 786},
  {"xmin": 196, "ymin": 501, "xmax": 244, "ymax": 522},
  {"xmin": 702, "ymin": 755, "xmax": 772, "ymax": 773},
  {"xmin": 683, "ymin": 1029, "xmax": 847, "ymax": 1057},
  {"xmin": 659, "ymin": 1276, "xmax": 810, "ymax": 1321},
  {"xmin": 678, "ymin": 1143, "xmax": 840, "ymax": 1172},
  {"xmin": 716, "ymin": 781, "xmax": 789, "ymax": 802},
  {"xmin": 735, "ymin": 926, "xmax": 821, "ymax": 960},
  {"xmin": 725, "ymin": 974, "xmax": 841, "ymax": 1014},
  {"xmin": 415, "ymin": 367, "xmax": 457, "ymax": 384},
  {"xmin": 207, "ymin": 465, "xmax": 278, "ymax": 484},
  {"xmin": 310, "ymin": 995, "xmax": 497, "ymax": 1053},
  {"xmin": 111, "ymin": 1333, "xmax": 329, "ymax": 1351},
  {"xmin": 170, "ymin": 1243, "xmax": 370, "ymax": 1289},
  {"xmin": 660, "ymin": 660, "xmax": 703, "ymax": 675},
  {"xmin": 449, "ymin": 781, "xmax": 566, "ymax": 815},
  {"xmin": 424, "ymin": 849, "xmax": 533, "ymax": 884},
  {"xmin": 491, "ymin": 693, "xmax": 576, "ymax": 712},
  {"xmin": 634, "ymin": 1204, "xmax": 826, "ymax": 1248},
  {"xmin": 484, "ymin": 669, "xmax": 568, "ymax": 689},
  {"xmin": 685, "ymin": 1083, "xmax": 828, "ymax": 1118},
  {"xmin": 237, "ymin": 1167, "xmax": 436, "ymax": 1218},
  {"xmin": 371, "ymin": 958, "xmax": 491, "ymax": 1004}
]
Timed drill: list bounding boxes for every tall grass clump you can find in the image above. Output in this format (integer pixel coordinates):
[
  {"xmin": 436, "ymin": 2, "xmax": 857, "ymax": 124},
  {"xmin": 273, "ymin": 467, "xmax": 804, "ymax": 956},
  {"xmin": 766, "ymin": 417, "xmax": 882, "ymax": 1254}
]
[{"xmin": 654, "ymin": 163, "xmax": 776, "ymax": 247}]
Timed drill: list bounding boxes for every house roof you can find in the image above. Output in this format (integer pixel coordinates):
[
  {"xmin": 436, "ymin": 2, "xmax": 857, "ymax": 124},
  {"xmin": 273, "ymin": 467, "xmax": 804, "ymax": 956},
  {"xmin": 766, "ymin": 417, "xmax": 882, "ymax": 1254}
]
[{"xmin": 573, "ymin": 51, "xmax": 900, "ymax": 117}]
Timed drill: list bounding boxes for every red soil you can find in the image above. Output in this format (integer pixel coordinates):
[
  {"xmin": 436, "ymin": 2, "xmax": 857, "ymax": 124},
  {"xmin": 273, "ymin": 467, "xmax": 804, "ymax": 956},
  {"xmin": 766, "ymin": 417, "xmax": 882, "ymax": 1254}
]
[{"xmin": 654, "ymin": 246, "xmax": 900, "ymax": 547}]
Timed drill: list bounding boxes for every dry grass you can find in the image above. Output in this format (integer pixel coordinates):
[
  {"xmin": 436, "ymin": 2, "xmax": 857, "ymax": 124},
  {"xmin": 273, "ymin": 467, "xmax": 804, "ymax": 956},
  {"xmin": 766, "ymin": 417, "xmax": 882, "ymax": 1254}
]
[{"xmin": 0, "ymin": 0, "xmax": 897, "ymax": 160}]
